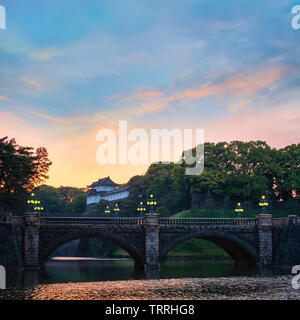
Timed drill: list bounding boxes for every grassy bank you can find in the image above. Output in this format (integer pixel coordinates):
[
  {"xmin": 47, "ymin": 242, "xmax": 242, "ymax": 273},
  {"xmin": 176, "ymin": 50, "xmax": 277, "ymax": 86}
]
[{"xmin": 172, "ymin": 208, "xmax": 294, "ymax": 219}]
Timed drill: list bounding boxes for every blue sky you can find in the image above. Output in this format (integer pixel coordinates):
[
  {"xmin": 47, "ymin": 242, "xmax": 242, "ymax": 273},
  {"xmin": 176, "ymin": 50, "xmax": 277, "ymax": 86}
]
[{"xmin": 0, "ymin": 1, "xmax": 299, "ymax": 186}]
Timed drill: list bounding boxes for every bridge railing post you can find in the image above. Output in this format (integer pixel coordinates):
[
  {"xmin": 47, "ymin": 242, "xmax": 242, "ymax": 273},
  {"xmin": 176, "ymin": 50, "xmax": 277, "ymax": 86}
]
[
  {"xmin": 23, "ymin": 212, "xmax": 40, "ymax": 270},
  {"xmin": 287, "ymin": 215, "xmax": 297, "ymax": 225},
  {"xmin": 144, "ymin": 213, "xmax": 160, "ymax": 271},
  {"xmin": 257, "ymin": 214, "xmax": 273, "ymax": 266}
]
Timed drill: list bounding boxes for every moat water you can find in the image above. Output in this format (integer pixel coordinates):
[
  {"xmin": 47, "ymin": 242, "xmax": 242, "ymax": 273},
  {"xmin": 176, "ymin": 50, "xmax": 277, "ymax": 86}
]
[
  {"xmin": 5, "ymin": 257, "xmax": 292, "ymax": 287},
  {"xmin": 2, "ymin": 258, "xmax": 297, "ymax": 300}
]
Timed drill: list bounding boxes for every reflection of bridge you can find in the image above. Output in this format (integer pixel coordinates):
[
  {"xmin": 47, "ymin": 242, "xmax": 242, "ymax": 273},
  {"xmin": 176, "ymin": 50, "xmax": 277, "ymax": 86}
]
[{"xmin": 1, "ymin": 213, "xmax": 300, "ymax": 270}]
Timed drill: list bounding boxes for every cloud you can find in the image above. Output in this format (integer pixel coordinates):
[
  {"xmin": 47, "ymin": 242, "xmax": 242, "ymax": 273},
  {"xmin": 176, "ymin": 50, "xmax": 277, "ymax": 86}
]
[
  {"xmin": 168, "ymin": 66, "xmax": 286, "ymax": 101},
  {"xmin": 31, "ymin": 48, "xmax": 62, "ymax": 60},
  {"xmin": 21, "ymin": 77, "xmax": 44, "ymax": 92},
  {"xmin": 0, "ymin": 95, "xmax": 11, "ymax": 102},
  {"xmin": 24, "ymin": 108, "xmax": 77, "ymax": 124},
  {"xmin": 218, "ymin": 67, "xmax": 286, "ymax": 97},
  {"xmin": 121, "ymin": 91, "xmax": 163, "ymax": 101},
  {"xmin": 130, "ymin": 66, "xmax": 286, "ymax": 115},
  {"xmin": 134, "ymin": 101, "xmax": 169, "ymax": 115},
  {"xmin": 228, "ymin": 99, "xmax": 252, "ymax": 112}
]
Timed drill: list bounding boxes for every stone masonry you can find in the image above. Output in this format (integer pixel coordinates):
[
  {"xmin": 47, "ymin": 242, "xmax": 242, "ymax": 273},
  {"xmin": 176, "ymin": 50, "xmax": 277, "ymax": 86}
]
[{"xmin": 1, "ymin": 212, "xmax": 299, "ymax": 271}]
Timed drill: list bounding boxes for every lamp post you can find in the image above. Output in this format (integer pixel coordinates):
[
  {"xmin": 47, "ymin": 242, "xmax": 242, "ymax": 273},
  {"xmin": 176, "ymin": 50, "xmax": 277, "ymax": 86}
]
[
  {"xmin": 259, "ymin": 195, "xmax": 269, "ymax": 214},
  {"xmin": 137, "ymin": 201, "xmax": 146, "ymax": 215},
  {"xmin": 235, "ymin": 202, "xmax": 244, "ymax": 218},
  {"xmin": 147, "ymin": 194, "xmax": 157, "ymax": 214},
  {"xmin": 104, "ymin": 205, "xmax": 111, "ymax": 215},
  {"xmin": 27, "ymin": 193, "xmax": 44, "ymax": 213},
  {"xmin": 113, "ymin": 203, "xmax": 120, "ymax": 216}
]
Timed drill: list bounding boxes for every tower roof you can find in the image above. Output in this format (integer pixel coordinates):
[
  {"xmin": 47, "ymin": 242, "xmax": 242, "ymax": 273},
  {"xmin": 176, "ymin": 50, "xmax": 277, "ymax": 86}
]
[{"xmin": 87, "ymin": 176, "xmax": 119, "ymax": 188}]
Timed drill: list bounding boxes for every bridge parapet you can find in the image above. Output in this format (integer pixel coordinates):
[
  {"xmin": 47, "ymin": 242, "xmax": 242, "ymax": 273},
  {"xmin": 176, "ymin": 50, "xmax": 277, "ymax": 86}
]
[
  {"xmin": 40, "ymin": 217, "xmax": 144, "ymax": 226},
  {"xmin": 272, "ymin": 218, "xmax": 286, "ymax": 227},
  {"xmin": 159, "ymin": 217, "xmax": 257, "ymax": 226},
  {"xmin": 272, "ymin": 216, "xmax": 300, "ymax": 227}
]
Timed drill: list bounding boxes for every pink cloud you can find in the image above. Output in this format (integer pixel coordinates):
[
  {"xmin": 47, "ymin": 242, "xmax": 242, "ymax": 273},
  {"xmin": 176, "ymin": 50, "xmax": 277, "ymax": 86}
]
[
  {"xmin": 121, "ymin": 90, "xmax": 163, "ymax": 101},
  {"xmin": 228, "ymin": 99, "xmax": 252, "ymax": 112},
  {"xmin": 131, "ymin": 66, "xmax": 286, "ymax": 115}
]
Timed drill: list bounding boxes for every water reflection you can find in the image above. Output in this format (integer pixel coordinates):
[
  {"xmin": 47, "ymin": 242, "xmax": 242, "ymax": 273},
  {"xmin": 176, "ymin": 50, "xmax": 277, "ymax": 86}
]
[{"xmin": 5, "ymin": 257, "xmax": 294, "ymax": 289}]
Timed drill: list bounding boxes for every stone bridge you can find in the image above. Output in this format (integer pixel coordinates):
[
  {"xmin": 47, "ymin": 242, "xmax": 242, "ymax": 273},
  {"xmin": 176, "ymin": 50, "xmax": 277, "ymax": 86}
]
[{"xmin": 1, "ymin": 212, "xmax": 300, "ymax": 270}]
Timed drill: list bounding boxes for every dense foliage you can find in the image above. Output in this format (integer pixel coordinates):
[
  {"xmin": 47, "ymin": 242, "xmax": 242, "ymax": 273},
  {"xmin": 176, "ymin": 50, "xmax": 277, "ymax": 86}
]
[
  {"xmin": 0, "ymin": 137, "xmax": 52, "ymax": 212},
  {"xmin": 33, "ymin": 185, "xmax": 87, "ymax": 216},
  {"xmin": 90, "ymin": 141, "xmax": 299, "ymax": 216}
]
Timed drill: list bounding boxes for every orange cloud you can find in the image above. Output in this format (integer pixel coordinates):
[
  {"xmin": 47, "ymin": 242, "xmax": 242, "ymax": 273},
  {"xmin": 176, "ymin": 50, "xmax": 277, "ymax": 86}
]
[
  {"xmin": 169, "ymin": 66, "xmax": 286, "ymax": 101},
  {"xmin": 121, "ymin": 90, "xmax": 163, "ymax": 101},
  {"xmin": 131, "ymin": 66, "xmax": 286, "ymax": 115},
  {"xmin": 219, "ymin": 67, "xmax": 285, "ymax": 97},
  {"xmin": 0, "ymin": 95, "xmax": 12, "ymax": 102},
  {"xmin": 134, "ymin": 101, "xmax": 169, "ymax": 115},
  {"xmin": 25, "ymin": 108, "xmax": 79, "ymax": 124}
]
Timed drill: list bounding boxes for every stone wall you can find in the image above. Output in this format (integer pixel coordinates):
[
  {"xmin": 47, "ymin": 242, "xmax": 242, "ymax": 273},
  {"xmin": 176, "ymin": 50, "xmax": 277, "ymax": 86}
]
[
  {"xmin": 0, "ymin": 223, "xmax": 23, "ymax": 270},
  {"xmin": 274, "ymin": 225, "xmax": 300, "ymax": 265}
]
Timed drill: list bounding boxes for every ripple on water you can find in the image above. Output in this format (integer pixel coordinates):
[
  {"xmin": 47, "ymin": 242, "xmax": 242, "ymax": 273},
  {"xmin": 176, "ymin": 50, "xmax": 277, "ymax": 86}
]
[{"xmin": 0, "ymin": 276, "xmax": 299, "ymax": 300}]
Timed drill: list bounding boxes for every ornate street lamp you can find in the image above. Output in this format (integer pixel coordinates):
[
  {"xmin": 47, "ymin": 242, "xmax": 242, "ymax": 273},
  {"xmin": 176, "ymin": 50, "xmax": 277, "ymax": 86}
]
[
  {"xmin": 104, "ymin": 205, "xmax": 111, "ymax": 214},
  {"xmin": 147, "ymin": 194, "xmax": 157, "ymax": 214},
  {"xmin": 235, "ymin": 202, "xmax": 244, "ymax": 218},
  {"xmin": 27, "ymin": 193, "xmax": 44, "ymax": 213},
  {"xmin": 113, "ymin": 203, "xmax": 120, "ymax": 216},
  {"xmin": 259, "ymin": 195, "xmax": 269, "ymax": 214},
  {"xmin": 137, "ymin": 201, "xmax": 146, "ymax": 215}
]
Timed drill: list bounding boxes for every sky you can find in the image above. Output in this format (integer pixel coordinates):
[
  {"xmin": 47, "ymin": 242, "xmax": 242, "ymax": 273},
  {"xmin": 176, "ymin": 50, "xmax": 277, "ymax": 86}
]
[{"xmin": 0, "ymin": 0, "xmax": 299, "ymax": 187}]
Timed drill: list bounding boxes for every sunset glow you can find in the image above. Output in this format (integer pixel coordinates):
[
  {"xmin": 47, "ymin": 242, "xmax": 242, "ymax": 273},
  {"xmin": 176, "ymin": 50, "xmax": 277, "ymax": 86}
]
[{"xmin": 0, "ymin": 1, "xmax": 299, "ymax": 187}]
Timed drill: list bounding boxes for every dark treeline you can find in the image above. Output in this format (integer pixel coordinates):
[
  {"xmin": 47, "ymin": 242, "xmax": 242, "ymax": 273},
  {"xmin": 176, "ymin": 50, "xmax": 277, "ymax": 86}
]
[
  {"xmin": 91, "ymin": 140, "xmax": 300, "ymax": 217},
  {"xmin": 0, "ymin": 136, "xmax": 299, "ymax": 216}
]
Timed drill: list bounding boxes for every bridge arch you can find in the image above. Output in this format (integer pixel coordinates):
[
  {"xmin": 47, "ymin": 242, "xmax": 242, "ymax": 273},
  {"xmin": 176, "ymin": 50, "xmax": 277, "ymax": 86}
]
[
  {"xmin": 39, "ymin": 229, "xmax": 144, "ymax": 267},
  {"xmin": 160, "ymin": 230, "xmax": 258, "ymax": 266}
]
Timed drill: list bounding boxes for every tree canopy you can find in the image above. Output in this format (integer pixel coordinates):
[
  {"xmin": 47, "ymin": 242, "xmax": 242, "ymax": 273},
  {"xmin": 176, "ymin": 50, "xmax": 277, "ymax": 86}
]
[{"xmin": 0, "ymin": 136, "xmax": 52, "ymax": 212}]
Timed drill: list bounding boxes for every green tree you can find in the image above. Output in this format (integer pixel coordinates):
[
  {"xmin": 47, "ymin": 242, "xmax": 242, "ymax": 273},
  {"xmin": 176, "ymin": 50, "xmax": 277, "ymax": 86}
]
[
  {"xmin": 70, "ymin": 193, "xmax": 87, "ymax": 214},
  {"xmin": 88, "ymin": 199, "xmax": 110, "ymax": 216},
  {"xmin": 33, "ymin": 185, "xmax": 65, "ymax": 214},
  {"xmin": 275, "ymin": 144, "xmax": 300, "ymax": 201},
  {"xmin": 0, "ymin": 136, "xmax": 52, "ymax": 213},
  {"xmin": 58, "ymin": 186, "xmax": 86, "ymax": 203}
]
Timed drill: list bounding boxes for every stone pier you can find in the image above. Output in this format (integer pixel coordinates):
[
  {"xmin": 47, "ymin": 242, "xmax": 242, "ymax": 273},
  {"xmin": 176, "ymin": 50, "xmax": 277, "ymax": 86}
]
[
  {"xmin": 144, "ymin": 213, "xmax": 160, "ymax": 270},
  {"xmin": 257, "ymin": 214, "xmax": 273, "ymax": 266},
  {"xmin": 24, "ymin": 212, "xmax": 40, "ymax": 270}
]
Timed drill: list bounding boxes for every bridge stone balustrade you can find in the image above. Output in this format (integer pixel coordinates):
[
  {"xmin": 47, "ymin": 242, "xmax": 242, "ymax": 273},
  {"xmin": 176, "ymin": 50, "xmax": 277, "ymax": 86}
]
[{"xmin": 1, "ymin": 212, "xmax": 300, "ymax": 271}]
